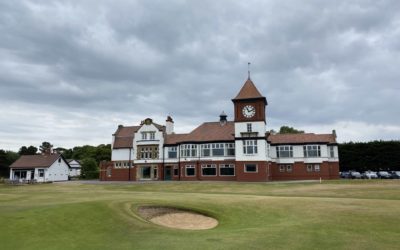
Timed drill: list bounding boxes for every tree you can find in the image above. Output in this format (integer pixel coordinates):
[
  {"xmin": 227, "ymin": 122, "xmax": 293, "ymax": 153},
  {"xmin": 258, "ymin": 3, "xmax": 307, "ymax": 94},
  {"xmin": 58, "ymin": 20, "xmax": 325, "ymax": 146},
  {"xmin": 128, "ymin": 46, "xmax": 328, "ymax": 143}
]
[
  {"xmin": 279, "ymin": 126, "xmax": 304, "ymax": 134},
  {"xmin": 0, "ymin": 150, "xmax": 19, "ymax": 177},
  {"xmin": 80, "ymin": 158, "xmax": 99, "ymax": 179},
  {"xmin": 39, "ymin": 141, "xmax": 53, "ymax": 154},
  {"xmin": 18, "ymin": 146, "xmax": 38, "ymax": 155}
]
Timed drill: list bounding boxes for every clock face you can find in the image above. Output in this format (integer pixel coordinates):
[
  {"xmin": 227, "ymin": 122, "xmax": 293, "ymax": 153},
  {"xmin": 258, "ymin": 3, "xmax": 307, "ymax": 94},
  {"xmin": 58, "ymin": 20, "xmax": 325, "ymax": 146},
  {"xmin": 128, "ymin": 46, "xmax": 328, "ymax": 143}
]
[{"xmin": 242, "ymin": 105, "xmax": 256, "ymax": 118}]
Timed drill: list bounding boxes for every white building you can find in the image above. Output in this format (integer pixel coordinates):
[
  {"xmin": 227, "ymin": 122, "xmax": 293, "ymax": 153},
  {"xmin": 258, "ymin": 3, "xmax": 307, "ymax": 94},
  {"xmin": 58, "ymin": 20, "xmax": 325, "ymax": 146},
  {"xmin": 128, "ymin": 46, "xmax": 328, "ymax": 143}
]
[
  {"xmin": 9, "ymin": 154, "xmax": 70, "ymax": 182},
  {"xmin": 67, "ymin": 159, "xmax": 82, "ymax": 177}
]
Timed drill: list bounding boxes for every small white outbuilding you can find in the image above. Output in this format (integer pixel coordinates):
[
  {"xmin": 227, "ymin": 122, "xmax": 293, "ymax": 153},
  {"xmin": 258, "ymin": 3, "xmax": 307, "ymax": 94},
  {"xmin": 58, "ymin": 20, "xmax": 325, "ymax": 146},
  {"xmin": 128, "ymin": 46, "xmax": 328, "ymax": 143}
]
[{"xmin": 9, "ymin": 154, "xmax": 70, "ymax": 182}]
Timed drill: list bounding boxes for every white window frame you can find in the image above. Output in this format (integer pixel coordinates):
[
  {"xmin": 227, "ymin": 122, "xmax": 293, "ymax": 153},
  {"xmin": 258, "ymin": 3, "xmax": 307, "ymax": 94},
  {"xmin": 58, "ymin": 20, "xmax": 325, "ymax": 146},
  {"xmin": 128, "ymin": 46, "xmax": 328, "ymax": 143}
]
[
  {"xmin": 201, "ymin": 164, "xmax": 217, "ymax": 176},
  {"xmin": 286, "ymin": 164, "xmax": 293, "ymax": 172},
  {"xmin": 314, "ymin": 164, "xmax": 320, "ymax": 172},
  {"xmin": 247, "ymin": 123, "xmax": 252, "ymax": 132},
  {"xmin": 243, "ymin": 140, "xmax": 258, "ymax": 155},
  {"xmin": 329, "ymin": 146, "xmax": 335, "ymax": 158},
  {"xmin": 149, "ymin": 132, "xmax": 155, "ymax": 140},
  {"xmin": 201, "ymin": 144, "xmax": 211, "ymax": 157},
  {"xmin": 303, "ymin": 145, "xmax": 321, "ymax": 158},
  {"xmin": 211, "ymin": 143, "xmax": 225, "ymax": 156},
  {"xmin": 306, "ymin": 164, "xmax": 313, "ymax": 172},
  {"xmin": 168, "ymin": 147, "xmax": 177, "ymax": 158},
  {"xmin": 219, "ymin": 164, "xmax": 235, "ymax": 176},
  {"xmin": 244, "ymin": 164, "xmax": 258, "ymax": 173},
  {"xmin": 279, "ymin": 165, "xmax": 285, "ymax": 172},
  {"xmin": 181, "ymin": 144, "xmax": 197, "ymax": 157},
  {"xmin": 277, "ymin": 145, "xmax": 293, "ymax": 158},
  {"xmin": 185, "ymin": 165, "xmax": 196, "ymax": 177},
  {"xmin": 225, "ymin": 143, "xmax": 235, "ymax": 156}
]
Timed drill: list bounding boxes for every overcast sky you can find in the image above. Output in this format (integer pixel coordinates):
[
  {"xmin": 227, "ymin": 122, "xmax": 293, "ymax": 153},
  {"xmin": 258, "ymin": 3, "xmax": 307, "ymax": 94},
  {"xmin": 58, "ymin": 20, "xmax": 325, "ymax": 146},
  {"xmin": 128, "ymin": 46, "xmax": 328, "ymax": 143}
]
[{"xmin": 1, "ymin": 0, "xmax": 400, "ymax": 151}]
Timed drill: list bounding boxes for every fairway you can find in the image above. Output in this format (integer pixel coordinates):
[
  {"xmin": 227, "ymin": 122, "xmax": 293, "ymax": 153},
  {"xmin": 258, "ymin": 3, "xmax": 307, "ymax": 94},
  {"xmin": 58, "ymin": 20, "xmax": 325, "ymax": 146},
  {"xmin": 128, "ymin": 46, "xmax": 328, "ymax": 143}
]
[{"xmin": 1, "ymin": 181, "xmax": 400, "ymax": 250}]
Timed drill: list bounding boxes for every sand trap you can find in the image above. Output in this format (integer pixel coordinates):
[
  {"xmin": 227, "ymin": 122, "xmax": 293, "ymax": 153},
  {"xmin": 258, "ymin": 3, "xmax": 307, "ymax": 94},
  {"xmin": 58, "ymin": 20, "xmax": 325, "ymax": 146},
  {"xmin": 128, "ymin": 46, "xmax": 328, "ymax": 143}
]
[{"xmin": 138, "ymin": 206, "xmax": 218, "ymax": 230}]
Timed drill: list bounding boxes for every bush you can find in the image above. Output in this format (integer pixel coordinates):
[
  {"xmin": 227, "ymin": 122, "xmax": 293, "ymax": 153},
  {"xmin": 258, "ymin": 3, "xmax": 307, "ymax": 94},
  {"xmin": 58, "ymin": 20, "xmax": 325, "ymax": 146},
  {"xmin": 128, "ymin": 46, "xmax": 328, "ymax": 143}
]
[{"xmin": 80, "ymin": 158, "xmax": 99, "ymax": 179}]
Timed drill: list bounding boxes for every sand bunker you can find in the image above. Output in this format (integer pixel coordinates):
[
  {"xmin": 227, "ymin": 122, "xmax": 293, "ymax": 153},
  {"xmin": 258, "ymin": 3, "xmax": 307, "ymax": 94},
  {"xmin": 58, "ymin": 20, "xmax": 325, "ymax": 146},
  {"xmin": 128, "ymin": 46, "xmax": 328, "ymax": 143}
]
[{"xmin": 138, "ymin": 206, "xmax": 218, "ymax": 230}]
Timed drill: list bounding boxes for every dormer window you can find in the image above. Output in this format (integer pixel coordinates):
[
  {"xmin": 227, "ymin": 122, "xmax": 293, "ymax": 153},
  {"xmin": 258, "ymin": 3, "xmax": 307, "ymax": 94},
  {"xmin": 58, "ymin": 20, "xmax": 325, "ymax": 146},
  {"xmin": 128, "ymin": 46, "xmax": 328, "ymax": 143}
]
[
  {"xmin": 149, "ymin": 132, "xmax": 155, "ymax": 140},
  {"xmin": 141, "ymin": 132, "xmax": 147, "ymax": 140}
]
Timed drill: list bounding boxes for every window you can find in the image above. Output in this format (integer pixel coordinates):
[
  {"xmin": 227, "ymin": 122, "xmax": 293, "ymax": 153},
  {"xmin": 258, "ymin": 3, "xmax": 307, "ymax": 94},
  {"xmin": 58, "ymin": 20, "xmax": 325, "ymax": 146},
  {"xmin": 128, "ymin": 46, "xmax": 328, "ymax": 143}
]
[
  {"xmin": 307, "ymin": 164, "xmax": 313, "ymax": 172},
  {"xmin": 140, "ymin": 147, "xmax": 151, "ymax": 159},
  {"xmin": 114, "ymin": 162, "xmax": 121, "ymax": 168},
  {"xmin": 314, "ymin": 164, "xmax": 320, "ymax": 172},
  {"xmin": 201, "ymin": 144, "xmax": 211, "ymax": 157},
  {"xmin": 185, "ymin": 165, "xmax": 195, "ymax": 176},
  {"xmin": 202, "ymin": 164, "xmax": 217, "ymax": 176},
  {"xmin": 219, "ymin": 164, "xmax": 235, "ymax": 176},
  {"xmin": 303, "ymin": 145, "xmax": 321, "ymax": 157},
  {"xmin": 168, "ymin": 147, "xmax": 177, "ymax": 158},
  {"xmin": 279, "ymin": 165, "xmax": 285, "ymax": 172},
  {"xmin": 243, "ymin": 140, "xmax": 258, "ymax": 154},
  {"xmin": 141, "ymin": 131, "xmax": 156, "ymax": 140},
  {"xmin": 138, "ymin": 146, "xmax": 158, "ymax": 159},
  {"xmin": 173, "ymin": 167, "xmax": 179, "ymax": 176},
  {"xmin": 38, "ymin": 169, "xmax": 44, "ymax": 177},
  {"xmin": 211, "ymin": 143, "xmax": 224, "ymax": 156},
  {"xmin": 181, "ymin": 144, "xmax": 197, "ymax": 157},
  {"xmin": 123, "ymin": 162, "xmax": 129, "ymax": 168},
  {"xmin": 58, "ymin": 158, "xmax": 61, "ymax": 163},
  {"xmin": 277, "ymin": 146, "xmax": 293, "ymax": 158},
  {"xmin": 225, "ymin": 143, "xmax": 235, "ymax": 156},
  {"xmin": 329, "ymin": 146, "xmax": 335, "ymax": 158},
  {"xmin": 247, "ymin": 123, "xmax": 252, "ymax": 132},
  {"xmin": 107, "ymin": 167, "xmax": 112, "ymax": 177},
  {"xmin": 286, "ymin": 165, "xmax": 292, "ymax": 172},
  {"xmin": 245, "ymin": 164, "xmax": 257, "ymax": 173}
]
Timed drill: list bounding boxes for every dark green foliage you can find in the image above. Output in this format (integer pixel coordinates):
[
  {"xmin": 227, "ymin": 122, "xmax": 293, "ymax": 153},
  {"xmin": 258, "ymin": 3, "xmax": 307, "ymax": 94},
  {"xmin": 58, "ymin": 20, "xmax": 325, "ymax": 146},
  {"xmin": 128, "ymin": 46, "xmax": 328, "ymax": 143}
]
[
  {"xmin": 339, "ymin": 141, "xmax": 400, "ymax": 171},
  {"xmin": 0, "ymin": 150, "xmax": 19, "ymax": 177},
  {"xmin": 71, "ymin": 144, "xmax": 111, "ymax": 163},
  {"xmin": 18, "ymin": 146, "xmax": 38, "ymax": 155},
  {"xmin": 279, "ymin": 126, "xmax": 304, "ymax": 134},
  {"xmin": 39, "ymin": 141, "xmax": 53, "ymax": 154},
  {"xmin": 80, "ymin": 158, "xmax": 99, "ymax": 179}
]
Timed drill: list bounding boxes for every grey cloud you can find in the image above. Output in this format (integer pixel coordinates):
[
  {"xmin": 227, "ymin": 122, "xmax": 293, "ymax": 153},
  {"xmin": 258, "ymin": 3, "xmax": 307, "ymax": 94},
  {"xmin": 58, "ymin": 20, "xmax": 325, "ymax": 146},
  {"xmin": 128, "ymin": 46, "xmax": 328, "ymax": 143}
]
[{"xmin": 1, "ymin": 0, "xmax": 400, "ymax": 150}]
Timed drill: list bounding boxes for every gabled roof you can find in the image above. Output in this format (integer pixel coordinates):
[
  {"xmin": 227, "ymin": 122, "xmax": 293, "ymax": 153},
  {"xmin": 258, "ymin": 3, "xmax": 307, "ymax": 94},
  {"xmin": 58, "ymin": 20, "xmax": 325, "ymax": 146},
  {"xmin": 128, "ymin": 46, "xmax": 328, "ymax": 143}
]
[
  {"xmin": 10, "ymin": 154, "xmax": 64, "ymax": 169},
  {"xmin": 267, "ymin": 133, "xmax": 337, "ymax": 145},
  {"xmin": 113, "ymin": 126, "xmax": 139, "ymax": 149},
  {"xmin": 233, "ymin": 78, "xmax": 265, "ymax": 100}
]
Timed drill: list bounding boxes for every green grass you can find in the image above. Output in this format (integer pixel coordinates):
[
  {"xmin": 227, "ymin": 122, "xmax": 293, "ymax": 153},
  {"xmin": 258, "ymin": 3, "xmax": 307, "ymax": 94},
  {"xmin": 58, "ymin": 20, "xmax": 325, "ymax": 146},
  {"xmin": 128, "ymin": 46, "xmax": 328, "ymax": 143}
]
[{"xmin": 1, "ymin": 180, "xmax": 399, "ymax": 250}]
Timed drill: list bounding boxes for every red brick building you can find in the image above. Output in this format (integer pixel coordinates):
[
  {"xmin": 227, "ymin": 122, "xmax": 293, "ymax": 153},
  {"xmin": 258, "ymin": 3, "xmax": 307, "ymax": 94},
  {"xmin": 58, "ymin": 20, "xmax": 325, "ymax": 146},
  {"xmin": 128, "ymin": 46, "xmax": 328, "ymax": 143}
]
[{"xmin": 100, "ymin": 77, "xmax": 339, "ymax": 181}]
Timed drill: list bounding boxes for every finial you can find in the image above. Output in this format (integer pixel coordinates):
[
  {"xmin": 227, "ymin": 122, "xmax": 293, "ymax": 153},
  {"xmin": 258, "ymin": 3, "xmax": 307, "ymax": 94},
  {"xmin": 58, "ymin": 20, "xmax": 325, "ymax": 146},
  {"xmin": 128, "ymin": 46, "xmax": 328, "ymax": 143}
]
[{"xmin": 248, "ymin": 62, "xmax": 251, "ymax": 79}]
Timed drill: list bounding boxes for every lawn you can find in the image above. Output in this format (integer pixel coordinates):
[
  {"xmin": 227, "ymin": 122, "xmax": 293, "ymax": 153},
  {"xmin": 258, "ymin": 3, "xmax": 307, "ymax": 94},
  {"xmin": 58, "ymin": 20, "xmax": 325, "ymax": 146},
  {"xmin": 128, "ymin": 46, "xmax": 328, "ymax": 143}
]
[{"xmin": 0, "ymin": 180, "xmax": 399, "ymax": 250}]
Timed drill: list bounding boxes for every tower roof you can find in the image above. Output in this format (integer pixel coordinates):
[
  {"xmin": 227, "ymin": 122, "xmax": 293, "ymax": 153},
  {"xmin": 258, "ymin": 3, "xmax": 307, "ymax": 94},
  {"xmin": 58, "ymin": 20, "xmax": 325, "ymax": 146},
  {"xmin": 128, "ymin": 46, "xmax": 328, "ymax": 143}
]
[{"xmin": 232, "ymin": 78, "xmax": 267, "ymax": 103}]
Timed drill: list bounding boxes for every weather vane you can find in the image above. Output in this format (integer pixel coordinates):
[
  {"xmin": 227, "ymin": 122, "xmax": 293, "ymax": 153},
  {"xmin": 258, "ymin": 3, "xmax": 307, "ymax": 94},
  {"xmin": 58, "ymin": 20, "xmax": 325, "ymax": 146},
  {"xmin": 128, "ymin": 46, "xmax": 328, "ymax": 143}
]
[{"xmin": 248, "ymin": 62, "xmax": 251, "ymax": 79}]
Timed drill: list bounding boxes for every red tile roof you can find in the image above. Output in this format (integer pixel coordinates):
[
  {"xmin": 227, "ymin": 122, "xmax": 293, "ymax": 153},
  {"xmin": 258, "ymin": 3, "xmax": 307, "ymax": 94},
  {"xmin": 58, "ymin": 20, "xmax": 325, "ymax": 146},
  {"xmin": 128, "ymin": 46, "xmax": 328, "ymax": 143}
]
[
  {"xmin": 165, "ymin": 122, "xmax": 235, "ymax": 144},
  {"xmin": 267, "ymin": 133, "xmax": 336, "ymax": 144},
  {"xmin": 113, "ymin": 126, "xmax": 140, "ymax": 149},
  {"xmin": 233, "ymin": 78, "xmax": 265, "ymax": 100},
  {"xmin": 10, "ymin": 154, "xmax": 62, "ymax": 169},
  {"xmin": 164, "ymin": 133, "xmax": 189, "ymax": 144}
]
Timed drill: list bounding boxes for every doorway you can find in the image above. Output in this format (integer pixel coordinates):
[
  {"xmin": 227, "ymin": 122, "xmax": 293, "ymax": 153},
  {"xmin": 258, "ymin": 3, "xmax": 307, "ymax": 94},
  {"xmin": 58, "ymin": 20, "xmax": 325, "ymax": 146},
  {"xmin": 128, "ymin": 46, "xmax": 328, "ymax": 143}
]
[{"xmin": 165, "ymin": 166, "xmax": 172, "ymax": 180}]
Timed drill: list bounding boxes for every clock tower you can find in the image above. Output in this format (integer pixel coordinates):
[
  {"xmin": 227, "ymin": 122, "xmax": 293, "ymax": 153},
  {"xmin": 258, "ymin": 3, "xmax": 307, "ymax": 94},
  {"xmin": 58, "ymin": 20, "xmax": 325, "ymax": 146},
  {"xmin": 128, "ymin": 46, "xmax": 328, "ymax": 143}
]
[{"xmin": 232, "ymin": 77, "xmax": 267, "ymax": 123}]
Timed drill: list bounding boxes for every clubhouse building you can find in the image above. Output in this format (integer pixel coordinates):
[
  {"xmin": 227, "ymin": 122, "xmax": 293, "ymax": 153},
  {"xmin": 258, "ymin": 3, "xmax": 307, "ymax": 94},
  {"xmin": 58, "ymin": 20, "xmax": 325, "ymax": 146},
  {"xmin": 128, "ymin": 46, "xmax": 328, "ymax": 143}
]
[{"xmin": 100, "ymin": 77, "xmax": 339, "ymax": 181}]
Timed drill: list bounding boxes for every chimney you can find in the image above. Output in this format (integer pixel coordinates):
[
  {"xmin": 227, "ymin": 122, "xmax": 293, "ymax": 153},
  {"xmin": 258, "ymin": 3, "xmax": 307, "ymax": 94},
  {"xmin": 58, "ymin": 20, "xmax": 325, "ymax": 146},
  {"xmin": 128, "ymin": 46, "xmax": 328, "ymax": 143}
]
[
  {"xmin": 219, "ymin": 111, "xmax": 227, "ymax": 126},
  {"xmin": 166, "ymin": 116, "xmax": 174, "ymax": 134},
  {"xmin": 332, "ymin": 129, "xmax": 337, "ymax": 139}
]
